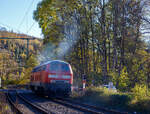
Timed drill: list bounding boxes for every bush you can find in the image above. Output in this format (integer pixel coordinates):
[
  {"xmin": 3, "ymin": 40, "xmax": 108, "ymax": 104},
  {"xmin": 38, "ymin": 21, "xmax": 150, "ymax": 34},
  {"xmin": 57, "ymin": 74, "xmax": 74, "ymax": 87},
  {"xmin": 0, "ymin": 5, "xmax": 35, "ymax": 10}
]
[
  {"xmin": 86, "ymin": 72, "xmax": 103, "ymax": 86},
  {"xmin": 109, "ymin": 94, "xmax": 131, "ymax": 106},
  {"xmin": 72, "ymin": 86, "xmax": 150, "ymax": 113},
  {"xmin": 132, "ymin": 84, "xmax": 148, "ymax": 100},
  {"xmin": 118, "ymin": 67, "xmax": 129, "ymax": 92},
  {"xmin": 134, "ymin": 99, "xmax": 150, "ymax": 112}
]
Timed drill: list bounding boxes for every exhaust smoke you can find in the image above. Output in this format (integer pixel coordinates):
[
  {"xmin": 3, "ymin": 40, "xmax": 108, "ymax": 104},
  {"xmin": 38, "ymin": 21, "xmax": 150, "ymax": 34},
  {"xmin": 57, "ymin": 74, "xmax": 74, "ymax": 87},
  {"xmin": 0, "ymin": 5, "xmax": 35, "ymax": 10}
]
[{"xmin": 37, "ymin": 15, "xmax": 80, "ymax": 63}]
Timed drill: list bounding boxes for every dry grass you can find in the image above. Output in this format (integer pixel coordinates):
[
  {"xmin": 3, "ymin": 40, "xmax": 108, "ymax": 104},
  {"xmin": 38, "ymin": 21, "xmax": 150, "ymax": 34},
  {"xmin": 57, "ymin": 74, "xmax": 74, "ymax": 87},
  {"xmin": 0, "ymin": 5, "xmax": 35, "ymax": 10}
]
[
  {"xmin": 0, "ymin": 92, "xmax": 13, "ymax": 114},
  {"xmin": 71, "ymin": 86, "xmax": 150, "ymax": 113}
]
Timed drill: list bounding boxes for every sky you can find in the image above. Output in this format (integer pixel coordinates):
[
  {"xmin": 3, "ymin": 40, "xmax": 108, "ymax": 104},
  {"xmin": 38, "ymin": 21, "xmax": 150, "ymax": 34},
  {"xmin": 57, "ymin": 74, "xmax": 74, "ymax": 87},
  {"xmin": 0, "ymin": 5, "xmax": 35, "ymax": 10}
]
[{"xmin": 0, "ymin": 0, "xmax": 43, "ymax": 38}]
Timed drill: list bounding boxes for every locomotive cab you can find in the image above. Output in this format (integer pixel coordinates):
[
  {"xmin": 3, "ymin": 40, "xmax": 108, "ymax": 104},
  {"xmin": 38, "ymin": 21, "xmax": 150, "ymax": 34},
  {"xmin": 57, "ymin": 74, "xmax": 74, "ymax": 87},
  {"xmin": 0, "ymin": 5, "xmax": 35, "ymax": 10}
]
[
  {"xmin": 47, "ymin": 60, "xmax": 73, "ymax": 95},
  {"xmin": 30, "ymin": 60, "xmax": 73, "ymax": 96}
]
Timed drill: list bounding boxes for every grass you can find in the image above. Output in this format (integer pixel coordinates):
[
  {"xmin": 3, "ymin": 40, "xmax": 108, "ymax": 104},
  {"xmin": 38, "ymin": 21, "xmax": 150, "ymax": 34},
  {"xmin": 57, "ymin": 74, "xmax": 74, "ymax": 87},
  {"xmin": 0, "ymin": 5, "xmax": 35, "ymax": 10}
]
[{"xmin": 71, "ymin": 87, "xmax": 150, "ymax": 113}]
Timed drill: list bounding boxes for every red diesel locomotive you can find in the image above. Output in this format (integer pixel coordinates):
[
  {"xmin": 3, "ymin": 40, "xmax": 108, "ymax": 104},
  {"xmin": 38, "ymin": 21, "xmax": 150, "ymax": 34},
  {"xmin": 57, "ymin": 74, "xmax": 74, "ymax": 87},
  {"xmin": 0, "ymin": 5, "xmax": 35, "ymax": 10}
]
[{"xmin": 29, "ymin": 60, "xmax": 73, "ymax": 95}]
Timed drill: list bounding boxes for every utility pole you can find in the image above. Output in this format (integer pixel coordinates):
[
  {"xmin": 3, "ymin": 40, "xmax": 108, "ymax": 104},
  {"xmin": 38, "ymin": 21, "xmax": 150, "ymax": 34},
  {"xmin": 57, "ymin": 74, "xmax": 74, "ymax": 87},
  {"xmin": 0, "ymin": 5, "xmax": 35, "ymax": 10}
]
[
  {"xmin": 27, "ymin": 39, "xmax": 29, "ymax": 59},
  {"xmin": 0, "ymin": 77, "xmax": 1, "ymax": 88}
]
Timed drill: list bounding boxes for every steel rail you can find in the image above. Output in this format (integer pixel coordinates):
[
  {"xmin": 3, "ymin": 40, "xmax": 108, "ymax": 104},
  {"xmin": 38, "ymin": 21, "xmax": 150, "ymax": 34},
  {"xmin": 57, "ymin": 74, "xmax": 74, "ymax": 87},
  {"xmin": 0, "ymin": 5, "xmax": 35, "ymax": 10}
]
[
  {"xmin": 16, "ymin": 91, "xmax": 53, "ymax": 114},
  {"xmin": 6, "ymin": 92, "xmax": 22, "ymax": 114},
  {"xmin": 48, "ymin": 97, "xmax": 103, "ymax": 114},
  {"xmin": 52, "ymin": 97, "xmax": 128, "ymax": 114}
]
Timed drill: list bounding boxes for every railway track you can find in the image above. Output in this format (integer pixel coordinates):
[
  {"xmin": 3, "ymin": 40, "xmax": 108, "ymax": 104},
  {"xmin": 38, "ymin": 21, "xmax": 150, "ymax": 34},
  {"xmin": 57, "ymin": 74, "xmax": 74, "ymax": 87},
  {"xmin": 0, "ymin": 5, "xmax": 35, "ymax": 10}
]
[
  {"xmin": 6, "ymin": 91, "xmax": 22, "ymax": 114},
  {"xmin": 49, "ymin": 97, "xmax": 104, "ymax": 114},
  {"xmin": 16, "ymin": 91, "xmax": 53, "ymax": 114},
  {"xmin": 19, "ymin": 91, "xmax": 83, "ymax": 114},
  {"xmin": 52, "ymin": 97, "xmax": 128, "ymax": 114},
  {"xmin": 24, "ymin": 92, "xmax": 126, "ymax": 114},
  {"xmin": 6, "ymin": 90, "xmax": 52, "ymax": 114},
  {"xmin": 18, "ymin": 90, "xmax": 102, "ymax": 113},
  {"xmin": 7, "ymin": 89, "xmax": 128, "ymax": 114}
]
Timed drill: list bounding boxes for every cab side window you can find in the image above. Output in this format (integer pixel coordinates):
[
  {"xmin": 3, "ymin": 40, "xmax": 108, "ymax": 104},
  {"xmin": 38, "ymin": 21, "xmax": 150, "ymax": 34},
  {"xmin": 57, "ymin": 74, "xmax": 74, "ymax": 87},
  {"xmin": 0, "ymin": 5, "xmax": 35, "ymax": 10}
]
[{"xmin": 42, "ymin": 65, "xmax": 46, "ymax": 71}]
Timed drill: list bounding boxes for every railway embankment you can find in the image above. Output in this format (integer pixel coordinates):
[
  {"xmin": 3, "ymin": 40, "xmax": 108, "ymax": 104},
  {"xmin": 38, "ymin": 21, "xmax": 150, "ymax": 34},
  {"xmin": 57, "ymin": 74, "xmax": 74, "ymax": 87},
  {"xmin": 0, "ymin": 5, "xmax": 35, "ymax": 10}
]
[
  {"xmin": 0, "ymin": 92, "xmax": 13, "ymax": 114},
  {"xmin": 71, "ymin": 87, "xmax": 150, "ymax": 114}
]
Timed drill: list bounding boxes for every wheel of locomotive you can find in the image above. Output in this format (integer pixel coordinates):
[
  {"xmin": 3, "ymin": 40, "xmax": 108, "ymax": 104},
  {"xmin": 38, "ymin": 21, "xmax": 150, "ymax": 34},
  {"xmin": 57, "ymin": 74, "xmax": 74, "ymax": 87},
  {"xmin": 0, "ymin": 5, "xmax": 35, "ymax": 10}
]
[
  {"xmin": 63, "ymin": 92, "xmax": 70, "ymax": 97},
  {"xmin": 30, "ymin": 85, "xmax": 35, "ymax": 91},
  {"xmin": 38, "ymin": 87, "xmax": 44, "ymax": 96},
  {"xmin": 34, "ymin": 86, "xmax": 42, "ymax": 96}
]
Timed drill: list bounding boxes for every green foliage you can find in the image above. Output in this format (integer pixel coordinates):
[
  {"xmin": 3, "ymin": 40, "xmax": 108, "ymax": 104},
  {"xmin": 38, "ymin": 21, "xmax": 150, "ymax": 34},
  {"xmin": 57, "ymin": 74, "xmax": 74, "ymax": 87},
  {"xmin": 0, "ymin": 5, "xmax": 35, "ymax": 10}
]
[
  {"xmin": 118, "ymin": 67, "xmax": 129, "ymax": 91},
  {"xmin": 130, "ymin": 99, "xmax": 150, "ymax": 113},
  {"xmin": 86, "ymin": 72, "xmax": 103, "ymax": 86},
  {"xmin": 108, "ymin": 71, "xmax": 118, "ymax": 86},
  {"xmin": 0, "ymin": 30, "xmax": 41, "ymax": 86},
  {"xmin": 132, "ymin": 84, "xmax": 148, "ymax": 100},
  {"xmin": 26, "ymin": 55, "xmax": 38, "ymax": 68},
  {"xmin": 19, "ymin": 55, "xmax": 38, "ymax": 84},
  {"xmin": 72, "ymin": 87, "xmax": 150, "ymax": 113},
  {"xmin": 34, "ymin": 0, "xmax": 150, "ymax": 93},
  {"xmin": 130, "ymin": 84, "xmax": 150, "ymax": 113},
  {"xmin": 72, "ymin": 87, "xmax": 132, "ymax": 111},
  {"xmin": 3, "ymin": 54, "xmax": 38, "ymax": 85}
]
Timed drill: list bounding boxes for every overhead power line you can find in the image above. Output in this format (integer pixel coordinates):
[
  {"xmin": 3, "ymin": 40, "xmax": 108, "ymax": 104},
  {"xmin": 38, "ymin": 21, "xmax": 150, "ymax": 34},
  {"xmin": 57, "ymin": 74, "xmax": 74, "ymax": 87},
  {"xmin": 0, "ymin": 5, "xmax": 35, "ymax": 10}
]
[
  {"xmin": 0, "ymin": 22, "xmax": 23, "ymax": 33},
  {"xmin": 17, "ymin": 0, "xmax": 35, "ymax": 30},
  {"xmin": 26, "ymin": 21, "xmax": 36, "ymax": 34}
]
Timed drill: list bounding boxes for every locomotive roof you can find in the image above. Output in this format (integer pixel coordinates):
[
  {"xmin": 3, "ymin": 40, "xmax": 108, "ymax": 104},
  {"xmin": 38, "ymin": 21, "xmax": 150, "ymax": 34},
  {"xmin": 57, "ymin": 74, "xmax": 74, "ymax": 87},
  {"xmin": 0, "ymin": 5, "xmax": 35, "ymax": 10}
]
[{"xmin": 35, "ymin": 60, "xmax": 69, "ymax": 69}]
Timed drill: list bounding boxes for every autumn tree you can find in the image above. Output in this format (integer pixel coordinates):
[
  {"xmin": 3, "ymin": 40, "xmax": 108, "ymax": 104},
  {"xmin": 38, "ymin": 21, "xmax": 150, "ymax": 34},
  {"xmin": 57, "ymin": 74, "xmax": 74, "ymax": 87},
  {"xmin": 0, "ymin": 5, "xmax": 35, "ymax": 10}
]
[{"xmin": 34, "ymin": 0, "xmax": 150, "ymax": 91}]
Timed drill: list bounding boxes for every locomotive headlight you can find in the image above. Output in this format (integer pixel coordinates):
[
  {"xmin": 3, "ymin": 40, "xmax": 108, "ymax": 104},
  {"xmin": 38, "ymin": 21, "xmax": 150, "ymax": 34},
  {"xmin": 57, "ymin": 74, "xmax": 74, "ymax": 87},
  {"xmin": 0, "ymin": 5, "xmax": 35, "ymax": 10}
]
[
  {"xmin": 48, "ymin": 74, "xmax": 58, "ymax": 78},
  {"xmin": 62, "ymin": 75, "xmax": 70, "ymax": 79}
]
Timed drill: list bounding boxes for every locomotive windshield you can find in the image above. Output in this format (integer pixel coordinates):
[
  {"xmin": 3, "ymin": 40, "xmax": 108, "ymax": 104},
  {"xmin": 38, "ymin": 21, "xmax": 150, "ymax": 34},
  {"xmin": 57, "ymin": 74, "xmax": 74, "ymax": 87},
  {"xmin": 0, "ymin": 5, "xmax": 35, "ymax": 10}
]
[{"xmin": 49, "ymin": 62, "xmax": 70, "ymax": 72}]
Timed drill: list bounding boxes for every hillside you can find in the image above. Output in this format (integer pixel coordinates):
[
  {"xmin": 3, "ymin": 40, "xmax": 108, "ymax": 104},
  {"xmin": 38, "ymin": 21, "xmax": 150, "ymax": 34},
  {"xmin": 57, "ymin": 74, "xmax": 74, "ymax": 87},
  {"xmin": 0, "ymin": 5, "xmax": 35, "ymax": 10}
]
[{"xmin": 0, "ymin": 28, "xmax": 42, "ymax": 85}]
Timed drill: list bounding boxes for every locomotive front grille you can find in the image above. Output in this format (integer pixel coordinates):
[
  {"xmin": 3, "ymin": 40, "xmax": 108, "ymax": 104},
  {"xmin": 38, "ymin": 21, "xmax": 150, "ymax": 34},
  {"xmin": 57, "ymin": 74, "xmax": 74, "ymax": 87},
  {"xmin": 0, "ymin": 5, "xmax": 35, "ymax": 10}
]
[
  {"xmin": 48, "ymin": 74, "xmax": 71, "ymax": 79},
  {"xmin": 55, "ymin": 80, "xmax": 69, "ymax": 83}
]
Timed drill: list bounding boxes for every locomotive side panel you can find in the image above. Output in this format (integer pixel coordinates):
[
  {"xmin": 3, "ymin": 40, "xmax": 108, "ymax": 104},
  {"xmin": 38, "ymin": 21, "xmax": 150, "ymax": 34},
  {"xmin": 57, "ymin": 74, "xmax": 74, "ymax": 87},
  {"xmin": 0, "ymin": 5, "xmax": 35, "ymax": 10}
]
[{"xmin": 30, "ymin": 60, "xmax": 73, "ymax": 96}]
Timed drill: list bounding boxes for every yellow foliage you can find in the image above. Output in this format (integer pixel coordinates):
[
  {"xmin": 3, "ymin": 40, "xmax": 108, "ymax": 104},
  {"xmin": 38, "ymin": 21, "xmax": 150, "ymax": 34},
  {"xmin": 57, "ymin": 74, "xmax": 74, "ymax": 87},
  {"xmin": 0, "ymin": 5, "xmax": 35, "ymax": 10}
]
[{"xmin": 132, "ymin": 84, "xmax": 148, "ymax": 100}]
